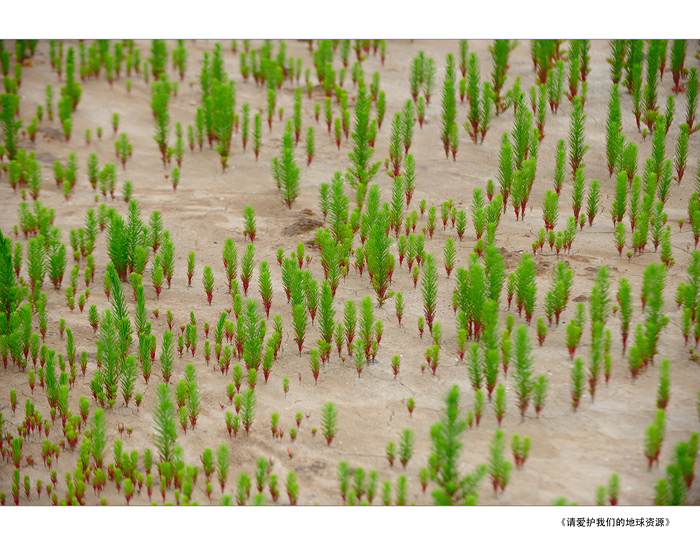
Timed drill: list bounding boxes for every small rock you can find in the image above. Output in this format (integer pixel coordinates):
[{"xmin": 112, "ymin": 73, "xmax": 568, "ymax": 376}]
[{"xmin": 307, "ymin": 492, "xmax": 315, "ymax": 498}]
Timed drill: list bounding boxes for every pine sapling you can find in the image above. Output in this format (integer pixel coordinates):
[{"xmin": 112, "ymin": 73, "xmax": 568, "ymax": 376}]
[
  {"xmin": 660, "ymin": 227, "xmax": 674, "ymax": 268},
  {"xmin": 511, "ymin": 325, "xmax": 534, "ymax": 420},
  {"xmin": 241, "ymin": 243, "xmax": 255, "ymax": 296},
  {"xmin": 572, "ymin": 168, "xmax": 586, "ymax": 221},
  {"xmin": 571, "ymin": 357, "xmax": 585, "ymax": 410},
  {"xmin": 568, "ymin": 96, "xmax": 588, "ymax": 178},
  {"xmin": 605, "ymin": 473, "xmax": 620, "ymax": 506},
  {"xmin": 494, "ymin": 382, "xmax": 506, "ymax": 426},
  {"xmin": 386, "ymin": 291, "xmax": 404, "ymax": 332},
  {"xmin": 321, "ymin": 401, "xmax": 338, "ymax": 446},
  {"xmin": 645, "ymin": 409, "xmax": 666, "ymax": 468},
  {"xmin": 686, "ymin": 68, "xmax": 698, "ymax": 133},
  {"xmin": 474, "ymin": 389, "xmax": 485, "ymax": 427},
  {"xmin": 337, "ymin": 461, "xmax": 351, "ymax": 504},
  {"xmin": 440, "ymin": 53, "xmax": 457, "ymax": 158},
  {"xmin": 542, "ymin": 190, "xmax": 559, "ymax": 231},
  {"xmin": 352, "ymin": 339, "xmax": 366, "ymax": 377},
  {"xmin": 670, "ymin": 39, "xmax": 687, "ymax": 93},
  {"xmin": 301, "ymin": 125, "xmax": 315, "ymax": 167},
  {"xmin": 512, "ymin": 434, "xmax": 531, "ymax": 469},
  {"xmin": 185, "ymin": 251, "xmax": 196, "ymax": 287},
  {"xmin": 536, "ymin": 317, "xmax": 548, "ymax": 346},
  {"xmin": 657, "ymin": 358, "xmax": 671, "ymax": 409},
  {"xmin": 586, "ymin": 179, "xmax": 600, "ymax": 226},
  {"xmin": 202, "ymin": 265, "xmax": 214, "ymax": 305},
  {"xmin": 422, "ymin": 253, "xmax": 439, "ymax": 331},
  {"xmin": 242, "ymin": 205, "xmax": 256, "ymax": 243},
  {"xmin": 0, "ymin": 94, "xmax": 22, "ymax": 161},
  {"xmin": 309, "ymin": 348, "xmax": 320, "ymax": 384},
  {"xmin": 240, "ymin": 387, "xmax": 256, "ymax": 435},
  {"xmin": 252, "ymin": 112, "xmax": 262, "ymax": 160},
  {"xmin": 216, "ymin": 444, "xmax": 230, "ymax": 492},
  {"xmin": 386, "ymin": 440, "xmax": 396, "ymax": 468},
  {"xmin": 488, "ymin": 428, "xmax": 512, "ymax": 494},
  {"xmin": 398, "ymin": 428, "xmax": 414, "ymax": 469},
  {"xmin": 292, "ymin": 304, "xmax": 307, "ymax": 356},
  {"xmin": 426, "ymin": 205, "xmax": 438, "ymax": 238},
  {"xmin": 256, "ymin": 260, "xmax": 274, "ymax": 318},
  {"xmin": 670, "ymin": 123, "xmax": 689, "ymax": 185},
  {"xmin": 587, "ymin": 322, "xmax": 605, "ymax": 401},
  {"xmin": 444, "ymin": 237, "xmax": 456, "ymax": 278}
]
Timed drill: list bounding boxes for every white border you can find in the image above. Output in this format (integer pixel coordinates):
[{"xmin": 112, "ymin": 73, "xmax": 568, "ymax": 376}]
[{"xmin": 2, "ymin": 1, "xmax": 699, "ymax": 38}]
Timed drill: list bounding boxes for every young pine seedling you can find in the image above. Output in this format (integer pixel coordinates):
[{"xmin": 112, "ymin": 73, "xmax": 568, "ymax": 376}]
[
  {"xmin": 533, "ymin": 375, "xmax": 548, "ymax": 416},
  {"xmin": 512, "ymin": 433, "xmax": 531, "ymax": 469},
  {"xmin": 186, "ymin": 251, "xmax": 195, "ymax": 287},
  {"xmin": 391, "ymin": 355, "xmax": 400, "ymax": 378},
  {"xmin": 321, "ymin": 401, "xmax": 338, "ymax": 446},
  {"xmin": 571, "ymin": 357, "xmax": 585, "ymax": 410},
  {"xmin": 395, "ymin": 292, "xmax": 404, "ymax": 327},
  {"xmin": 488, "ymin": 428, "xmax": 512, "ymax": 494},
  {"xmin": 657, "ymin": 359, "xmax": 671, "ymax": 410},
  {"xmin": 243, "ymin": 205, "xmax": 256, "ymax": 243},
  {"xmin": 286, "ymin": 471, "xmax": 300, "ymax": 506},
  {"xmin": 398, "ymin": 428, "xmax": 414, "ymax": 469},
  {"xmin": 444, "ymin": 237, "xmax": 456, "ymax": 278},
  {"xmin": 474, "ymin": 389, "xmax": 486, "ymax": 427},
  {"xmin": 568, "ymin": 96, "xmax": 588, "ymax": 178},
  {"xmin": 421, "ymin": 254, "xmax": 438, "ymax": 332},
  {"xmin": 309, "ymin": 348, "xmax": 320, "ymax": 384},
  {"xmin": 536, "ymin": 317, "xmax": 548, "ymax": 346},
  {"xmin": 306, "ymin": 126, "xmax": 315, "ymax": 166},
  {"xmin": 202, "ymin": 265, "xmax": 214, "ymax": 305},
  {"xmin": 115, "ymin": 133, "xmax": 132, "ymax": 169},
  {"xmin": 337, "ymin": 461, "xmax": 351, "ymax": 504},
  {"xmin": 240, "ymin": 243, "xmax": 255, "ymax": 296},
  {"xmin": 608, "ymin": 473, "xmax": 620, "ymax": 506},
  {"xmin": 644, "ymin": 409, "xmax": 666, "ymax": 468},
  {"xmin": 512, "ymin": 325, "xmax": 534, "ymax": 419},
  {"xmin": 253, "ymin": 113, "xmax": 262, "ymax": 160}
]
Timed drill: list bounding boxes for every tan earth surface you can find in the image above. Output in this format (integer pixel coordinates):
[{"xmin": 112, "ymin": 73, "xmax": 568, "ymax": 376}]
[{"xmin": 1, "ymin": 39, "xmax": 699, "ymax": 506}]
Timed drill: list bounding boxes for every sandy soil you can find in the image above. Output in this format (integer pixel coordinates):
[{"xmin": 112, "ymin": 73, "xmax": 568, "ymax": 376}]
[{"xmin": 1, "ymin": 39, "xmax": 699, "ymax": 506}]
